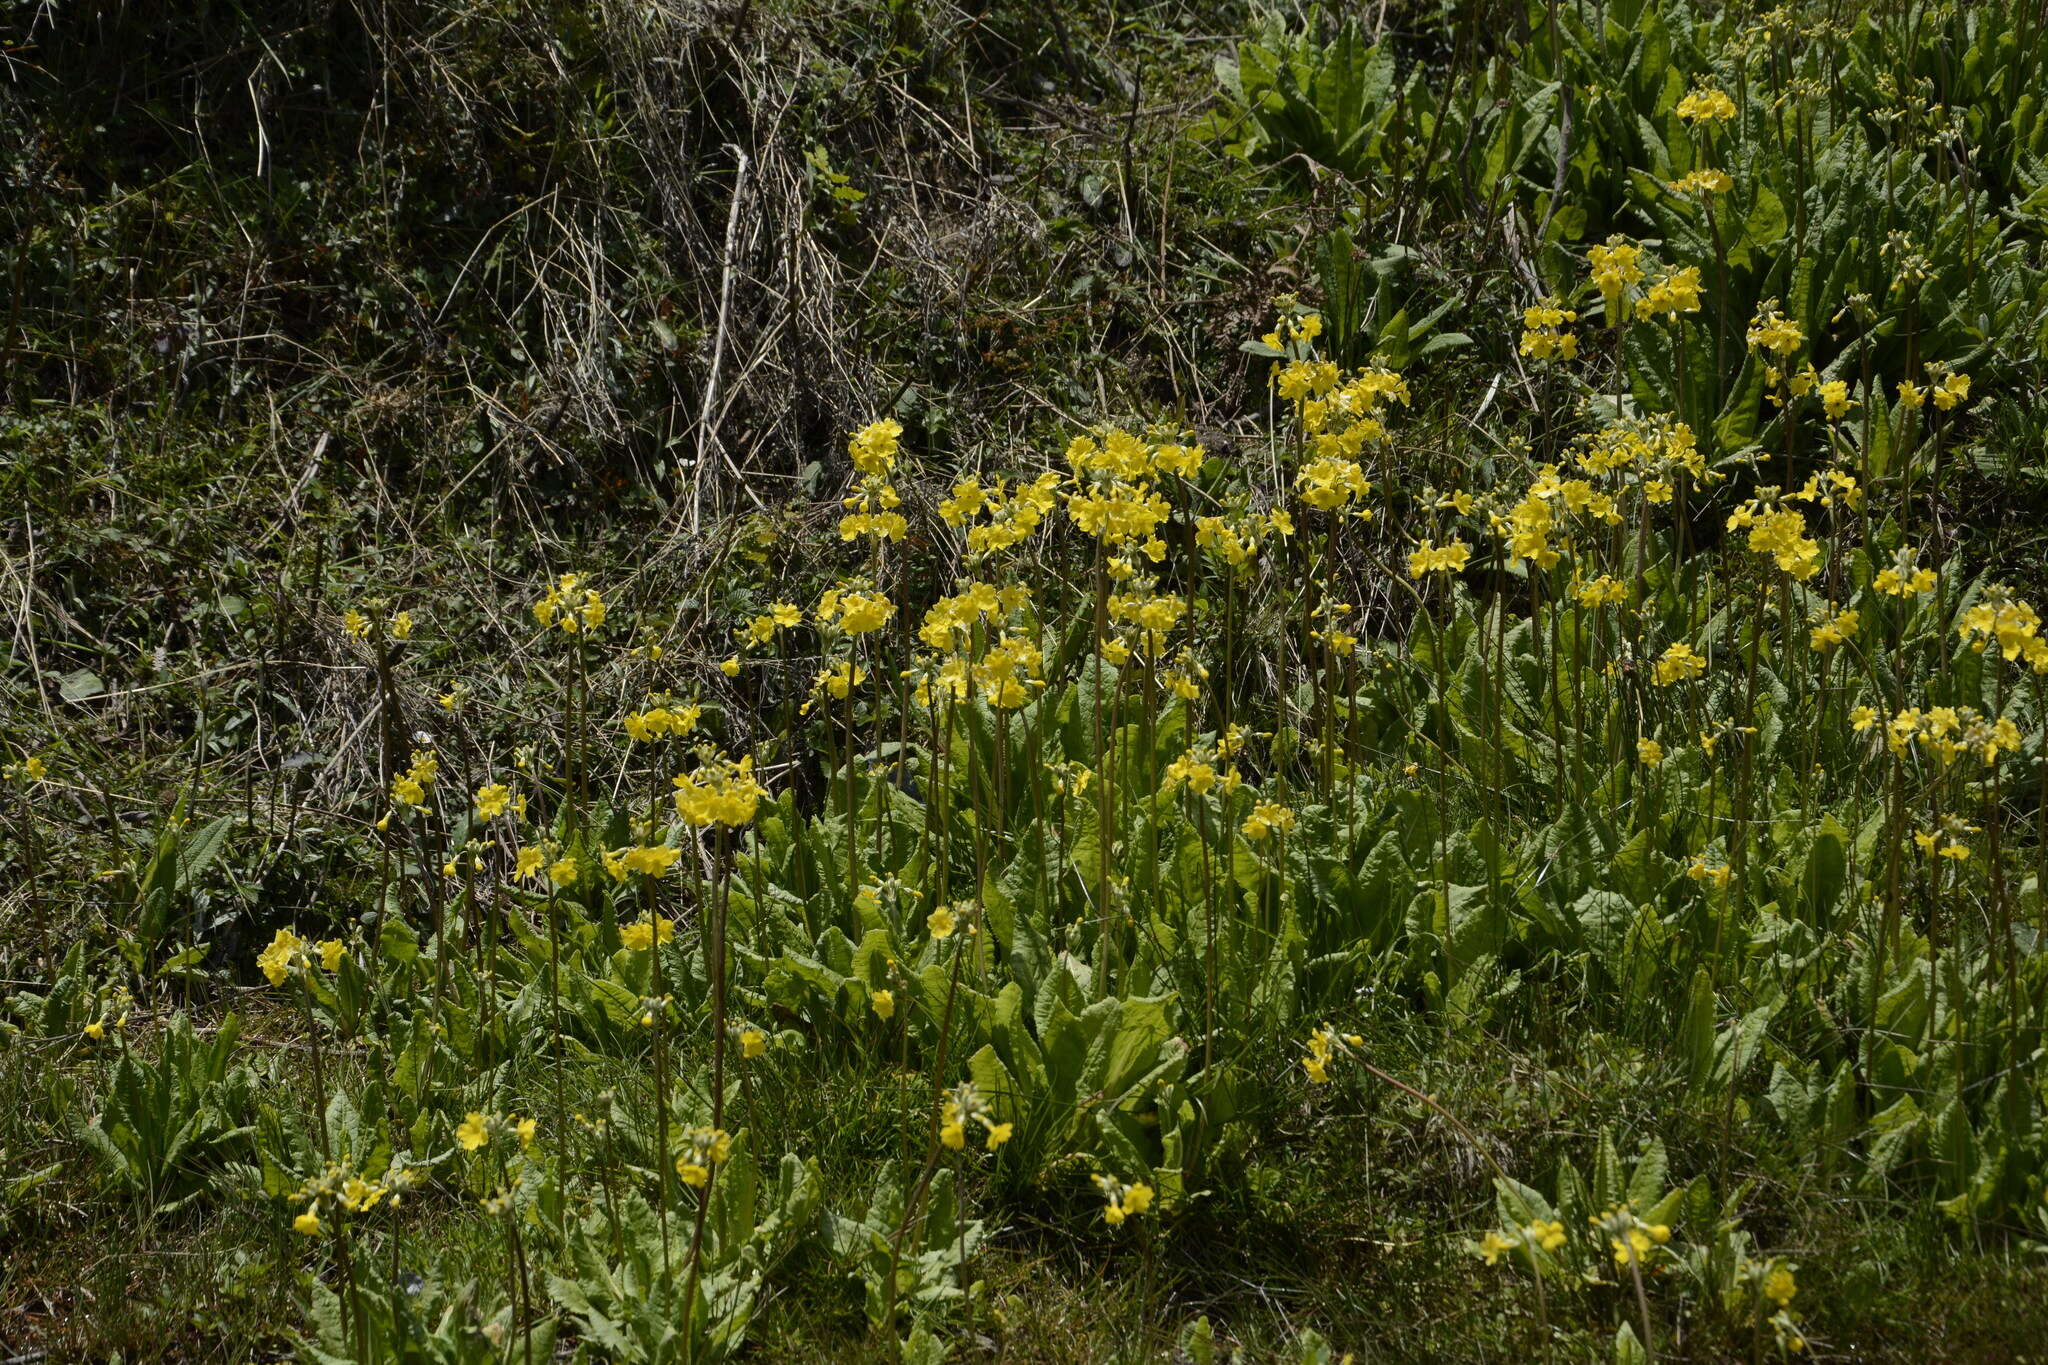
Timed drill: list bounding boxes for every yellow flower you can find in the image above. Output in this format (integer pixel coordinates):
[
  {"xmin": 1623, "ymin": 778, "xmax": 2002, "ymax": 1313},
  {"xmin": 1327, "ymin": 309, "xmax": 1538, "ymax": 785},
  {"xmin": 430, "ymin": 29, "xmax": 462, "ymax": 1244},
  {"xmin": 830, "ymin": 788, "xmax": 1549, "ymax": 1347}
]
[
  {"xmin": 720, "ymin": 656, "xmax": 741, "ymax": 677},
  {"xmin": 1640, "ymin": 266, "xmax": 1702, "ymax": 320},
  {"xmin": 1874, "ymin": 548, "xmax": 1938, "ymax": 597},
  {"xmin": 390, "ymin": 611, "xmax": 415, "ymax": 640},
  {"xmin": 1665, "ymin": 167, "xmax": 1732, "ymax": 195},
  {"xmin": 515, "ymin": 1117, "xmax": 538, "ymax": 1149},
  {"xmin": 83, "ymin": 1020, "xmax": 105, "ymax": 1040},
  {"xmin": 740, "ymin": 1028, "xmax": 767, "ymax": 1059},
  {"xmin": 456, "ymin": 1112, "xmax": 490, "ymax": 1152},
  {"xmin": 1653, "ymin": 643, "xmax": 1707, "ymax": 686},
  {"xmin": 870, "ymin": 989, "xmax": 895, "ymax": 1021},
  {"xmin": 621, "ymin": 918, "xmax": 676, "ymax": 951},
  {"xmin": 927, "ymin": 905, "xmax": 958, "ymax": 939},
  {"xmin": 1519, "ymin": 296, "xmax": 1579, "ymax": 360},
  {"xmin": 1676, "ymin": 87, "xmax": 1737, "ymax": 121},
  {"xmin": 1092, "ymin": 1173, "xmax": 1154, "ymax": 1226},
  {"xmin": 294, "ymin": 1208, "xmax": 322, "ymax": 1236},
  {"xmin": 1612, "ymin": 1226, "xmax": 1656, "ymax": 1266},
  {"xmin": 319, "ymin": 939, "xmax": 346, "ymax": 972},
  {"xmin": 1302, "ymin": 1023, "xmax": 1353, "ymax": 1083},
  {"xmin": 474, "ymin": 783, "xmax": 511, "ymax": 820},
  {"xmin": 343, "ymin": 609, "xmax": 371, "ymax": 639},
  {"xmin": 1407, "ymin": 538, "xmax": 1471, "ymax": 577},
  {"xmin": 672, "ymin": 753, "xmax": 768, "ymax": 828},
  {"xmin": 1588, "ymin": 236, "xmax": 1645, "ymax": 319},
  {"xmin": 1479, "ymin": 1230, "xmax": 1516, "ymax": 1266},
  {"xmin": 1764, "ymin": 1267, "xmax": 1797, "ymax": 1307},
  {"xmin": 676, "ymin": 1126, "xmax": 732, "ymax": 1187},
  {"xmin": 257, "ymin": 928, "xmax": 307, "ymax": 986},
  {"xmin": 848, "ymin": 419, "xmax": 904, "ymax": 476},
  {"xmin": 548, "ymin": 856, "xmax": 580, "ymax": 886},
  {"xmin": 1809, "ymin": 608, "xmax": 1860, "ymax": 651},
  {"xmin": 1241, "ymin": 802, "xmax": 1296, "ymax": 841},
  {"xmin": 621, "ymin": 845, "xmax": 682, "ymax": 878},
  {"xmin": 1637, "ymin": 738, "xmax": 1664, "ymax": 766},
  {"xmin": 1746, "ymin": 300, "xmax": 1804, "ymax": 357},
  {"xmin": 1688, "ymin": 859, "xmax": 1732, "ymax": 889},
  {"xmin": 1577, "ymin": 575, "xmax": 1626, "ymax": 608}
]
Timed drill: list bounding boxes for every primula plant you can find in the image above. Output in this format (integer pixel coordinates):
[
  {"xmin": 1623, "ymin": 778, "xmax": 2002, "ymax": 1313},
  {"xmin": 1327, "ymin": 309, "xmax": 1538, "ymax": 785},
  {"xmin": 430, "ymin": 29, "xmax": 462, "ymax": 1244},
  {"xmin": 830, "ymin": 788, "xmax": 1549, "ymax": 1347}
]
[{"xmin": 9, "ymin": 0, "xmax": 2048, "ymax": 1359}]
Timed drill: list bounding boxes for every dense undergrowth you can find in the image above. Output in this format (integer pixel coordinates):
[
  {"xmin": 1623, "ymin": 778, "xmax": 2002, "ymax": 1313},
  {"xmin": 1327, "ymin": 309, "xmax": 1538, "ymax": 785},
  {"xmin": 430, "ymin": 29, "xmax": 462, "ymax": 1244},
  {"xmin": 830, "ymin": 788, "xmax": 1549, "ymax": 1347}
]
[{"xmin": 7, "ymin": 0, "xmax": 2048, "ymax": 1360}]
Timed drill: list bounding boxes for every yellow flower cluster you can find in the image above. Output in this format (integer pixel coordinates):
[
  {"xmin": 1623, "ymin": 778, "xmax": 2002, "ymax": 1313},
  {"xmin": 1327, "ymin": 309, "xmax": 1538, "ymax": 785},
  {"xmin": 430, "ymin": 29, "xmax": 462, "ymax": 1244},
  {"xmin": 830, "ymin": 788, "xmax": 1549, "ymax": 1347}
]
[
  {"xmin": 343, "ymin": 606, "xmax": 416, "ymax": 642},
  {"xmin": 838, "ymin": 476, "xmax": 906, "ymax": 543},
  {"xmin": 1163, "ymin": 742, "xmax": 1244, "ymax": 799},
  {"xmin": 1242, "ymin": 801, "xmax": 1295, "ymax": 841},
  {"xmin": 1519, "ymin": 297, "xmax": 1578, "ymax": 360},
  {"xmin": 1576, "ymin": 575, "xmax": 1626, "ymax": 608},
  {"xmin": 918, "ymin": 581, "xmax": 1030, "ymax": 649},
  {"xmin": 1497, "ymin": 488, "xmax": 1562, "ymax": 569},
  {"xmin": 1640, "ymin": 266, "xmax": 1703, "ymax": 320},
  {"xmin": 621, "ymin": 916, "xmax": 676, "ymax": 950},
  {"xmin": 605, "ymin": 845, "xmax": 682, "ymax": 881},
  {"xmin": 534, "ymin": 573, "xmax": 605, "ymax": 633},
  {"xmin": 1588, "ymin": 236, "xmax": 1645, "ymax": 319},
  {"xmin": 1957, "ymin": 589, "xmax": 2048, "ymax": 670},
  {"xmin": 456, "ymin": 1110, "xmax": 538, "ymax": 1153},
  {"xmin": 1688, "ymin": 857, "xmax": 1733, "ymax": 889},
  {"xmin": 291, "ymin": 1156, "xmax": 421, "ymax": 1237},
  {"xmin": 817, "ymin": 586, "xmax": 896, "ymax": 635},
  {"xmin": 672, "ymin": 753, "xmax": 767, "ymax": 827},
  {"xmin": 739, "ymin": 602, "xmax": 802, "ymax": 648},
  {"xmin": 1788, "ymin": 469, "xmax": 1862, "ymax": 508},
  {"xmin": 1914, "ymin": 825, "xmax": 1976, "ymax": 861},
  {"xmin": 847, "ymin": 418, "xmax": 903, "ymax": 477},
  {"xmin": 1809, "ymin": 608, "xmax": 1860, "ymax": 651},
  {"xmin": 1258, "ymin": 304, "xmax": 1323, "ymax": 351},
  {"xmin": 1595, "ymin": 1204, "xmax": 1671, "ymax": 1267},
  {"xmin": 474, "ymin": 782, "xmax": 512, "ymax": 820},
  {"xmin": 814, "ymin": 659, "xmax": 865, "ymax": 703},
  {"xmin": 1091, "ymin": 1172, "xmax": 1155, "ymax": 1225},
  {"xmin": 938, "ymin": 472, "xmax": 1062, "ymax": 555},
  {"xmin": 257, "ymin": 927, "xmax": 312, "ymax": 986},
  {"xmin": 1676, "ymin": 86, "xmax": 1737, "ymax": 121},
  {"xmin": 1746, "ymin": 300, "xmax": 1804, "ymax": 357},
  {"xmin": 1478, "ymin": 1220, "xmax": 1566, "ymax": 1266},
  {"xmin": 1301, "ymin": 1022, "xmax": 1361, "ymax": 1083},
  {"xmin": 838, "ymin": 416, "xmax": 910, "ymax": 542},
  {"xmin": 676, "ymin": 1126, "xmax": 731, "ymax": 1187},
  {"xmin": 1899, "ymin": 368, "xmax": 1972, "ymax": 411},
  {"xmin": 1653, "ymin": 643, "xmax": 1707, "ymax": 686},
  {"xmin": 1297, "ymin": 454, "xmax": 1373, "ymax": 514},
  {"xmin": 1880, "ymin": 705, "xmax": 2023, "ymax": 765},
  {"xmin": 1727, "ymin": 497, "xmax": 1822, "ymax": 579},
  {"xmin": 1408, "ymin": 538, "xmax": 1470, "ymax": 577},
  {"xmin": 391, "ymin": 748, "xmax": 440, "ymax": 810},
  {"xmin": 1194, "ymin": 506, "xmax": 1290, "ymax": 568},
  {"xmin": 1106, "ymin": 584, "xmax": 1187, "ymax": 657},
  {"xmin": 1665, "ymin": 167, "xmax": 1732, "ymax": 195},
  {"xmin": 1873, "ymin": 548, "xmax": 1938, "ymax": 598},
  {"xmin": 940, "ymin": 1080, "xmax": 1012, "ymax": 1152},
  {"xmin": 622, "ymin": 697, "xmax": 702, "ymax": 742}
]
